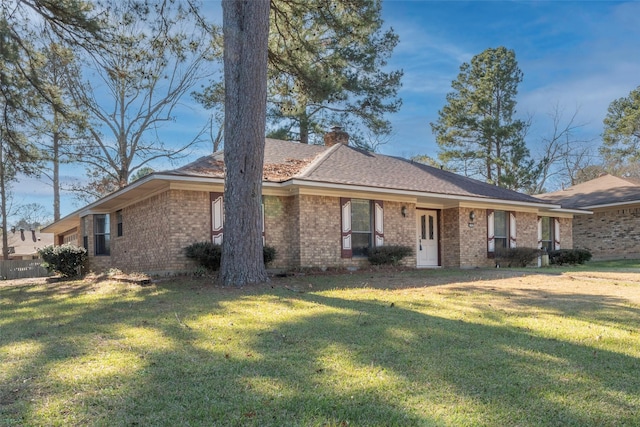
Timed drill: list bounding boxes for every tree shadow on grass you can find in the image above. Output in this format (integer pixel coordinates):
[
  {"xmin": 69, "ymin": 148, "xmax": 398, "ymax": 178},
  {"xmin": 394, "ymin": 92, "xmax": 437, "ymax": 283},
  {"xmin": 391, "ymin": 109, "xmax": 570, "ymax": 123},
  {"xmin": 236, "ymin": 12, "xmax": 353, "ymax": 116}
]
[
  {"xmin": 1, "ymin": 277, "xmax": 640, "ymax": 426},
  {"xmin": 444, "ymin": 284, "xmax": 640, "ymax": 332}
]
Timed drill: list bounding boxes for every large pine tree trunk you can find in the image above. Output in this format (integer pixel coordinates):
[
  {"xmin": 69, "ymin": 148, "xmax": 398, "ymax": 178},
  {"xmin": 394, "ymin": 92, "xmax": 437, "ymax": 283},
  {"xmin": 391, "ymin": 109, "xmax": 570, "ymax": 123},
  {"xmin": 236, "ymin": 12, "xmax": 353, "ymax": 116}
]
[{"xmin": 220, "ymin": 0, "xmax": 270, "ymax": 286}]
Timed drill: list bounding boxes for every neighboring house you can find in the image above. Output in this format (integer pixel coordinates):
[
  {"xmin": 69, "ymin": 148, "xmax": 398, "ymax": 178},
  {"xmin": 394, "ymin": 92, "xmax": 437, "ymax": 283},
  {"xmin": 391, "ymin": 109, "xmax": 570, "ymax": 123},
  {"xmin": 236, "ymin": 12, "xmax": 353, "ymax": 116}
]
[
  {"xmin": 43, "ymin": 128, "xmax": 581, "ymax": 275},
  {"xmin": 1, "ymin": 228, "xmax": 53, "ymax": 260},
  {"xmin": 538, "ymin": 174, "xmax": 640, "ymax": 260}
]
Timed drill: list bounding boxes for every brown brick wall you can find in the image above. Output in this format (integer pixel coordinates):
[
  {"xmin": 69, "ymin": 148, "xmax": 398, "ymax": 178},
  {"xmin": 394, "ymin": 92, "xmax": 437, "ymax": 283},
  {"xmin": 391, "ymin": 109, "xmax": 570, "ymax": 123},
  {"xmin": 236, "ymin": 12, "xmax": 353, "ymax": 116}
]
[
  {"xmin": 297, "ymin": 195, "xmax": 349, "ymax": 268},
  {"xmin": 264, "ymin": 195, "xmax": 297, "ymax": 268},
  {"xmin": 441, "ymin": 208, "xmax": 544, "ymax": 268},
  {"xmin": 573, "ymin": 207, "xmax": 640, "ymax": 260},
  {"xmin": 294, "ymin": 195, "xmax": 416, "ymax": 268},
  {"xmin": 440, "ymin": 208, "xmax": 461, "ymax": 268},
  {"xmin": 383, "ymin": 201, "xmax": 416, "ymax": 267},
  {"xmin": 459, "ymin": 207, "xmax": 494, "ymax": 268},
  {"xmin": 557, "ymin": 217, "xmax": 573, "ymax": 251},
  {"xmin": 110, "ymin": 190, "xmax": 210, "ymax": 274},
  {"xmin": 517, "ymin": 212, "xmax": 539, "ymax": 252},
  {"xmin": 64, "ymin": 186, "xmax": 577, "ymax": 274}
]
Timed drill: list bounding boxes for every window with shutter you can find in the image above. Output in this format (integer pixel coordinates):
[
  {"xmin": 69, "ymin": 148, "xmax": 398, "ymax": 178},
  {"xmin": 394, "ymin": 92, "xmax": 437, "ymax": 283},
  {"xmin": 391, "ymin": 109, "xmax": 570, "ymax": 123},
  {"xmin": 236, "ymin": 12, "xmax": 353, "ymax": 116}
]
[
  {"xmin": 488, "ymin": 210, "xmax": 516, "ymax": 256},
  {"xmin": 341, "ymin": 198, "xmax": 383, "ymax": 258},
  {"xmin": 539, "ymin": 216, "xmax": 555, "ymax": 253},
  {"xmin": 210, "ymin": 193, "xmax": 266, "ymax": 246}
]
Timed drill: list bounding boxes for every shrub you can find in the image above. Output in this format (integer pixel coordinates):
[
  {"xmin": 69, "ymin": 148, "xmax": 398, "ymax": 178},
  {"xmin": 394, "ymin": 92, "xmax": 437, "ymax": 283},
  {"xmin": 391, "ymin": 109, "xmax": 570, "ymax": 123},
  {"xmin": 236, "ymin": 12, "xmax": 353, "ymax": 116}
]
[
  {"xmin": 495, "ymin": 247, "xmax": 542, "ymax": 267},
  {"xmin": 38, "ymin": 244, "xmax": 87, "ymax": 277},
  {"xmin": 549, "ymin": 249, "xmax": 592, "ymax": 265},
  {"xmin": 184, "ymin": 242, "xmax": 222, "ymax": 270},
  {"xmin": 367, "ymin": 245, "xmax": 413, "ymax": 266},
  {"xmin": 184, "ymin": 242, "xmax": 277, "ymax": 271},
  {"xmin": 263, "ymin": 245, "xmax": 277, "ymax": 266}
]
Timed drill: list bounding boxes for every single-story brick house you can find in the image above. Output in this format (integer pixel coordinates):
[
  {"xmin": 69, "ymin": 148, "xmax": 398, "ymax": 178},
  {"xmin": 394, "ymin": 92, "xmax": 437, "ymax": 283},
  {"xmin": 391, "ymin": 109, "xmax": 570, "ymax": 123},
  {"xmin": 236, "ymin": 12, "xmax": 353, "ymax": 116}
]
[
  {"xmin": 43, "ymin": 128, "xmax": 584, "ymax": 274},
  {"xmin": 537, "ymin": 174, "xmax": 640, "ymax": 260}
]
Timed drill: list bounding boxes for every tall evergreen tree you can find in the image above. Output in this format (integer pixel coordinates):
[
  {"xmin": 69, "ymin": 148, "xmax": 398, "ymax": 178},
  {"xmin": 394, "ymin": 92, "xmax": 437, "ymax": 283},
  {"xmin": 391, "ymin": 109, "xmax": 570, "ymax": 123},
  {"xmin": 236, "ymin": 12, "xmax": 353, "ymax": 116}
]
[
  {"xmin": 1, "ymin": 1, "xmax": 103, "ymax": 223},
  {"xmin": 0, "ymin": 57, "xmax": 40, "ymax": 259},
  {"xmin": 195, "ymin": 0, "xmax": 402, "ymax": 148},
  {"xmin": 35, "ymin": 42, "xmax": 88, "ymax": 221},
  {"xmin": 267, "ymin": 0, "xmax": 402, "ymax": 146},
  {"xmin": 600, "ymin": 86, "xmax": 640, "ymax": 178},
  {"xmin": 430, "ymin": 47, "xmax": 538, "ymax": 191},
  {"xmin": 1, "ymin": 0, "xmax": 103, "ymax": 119}
]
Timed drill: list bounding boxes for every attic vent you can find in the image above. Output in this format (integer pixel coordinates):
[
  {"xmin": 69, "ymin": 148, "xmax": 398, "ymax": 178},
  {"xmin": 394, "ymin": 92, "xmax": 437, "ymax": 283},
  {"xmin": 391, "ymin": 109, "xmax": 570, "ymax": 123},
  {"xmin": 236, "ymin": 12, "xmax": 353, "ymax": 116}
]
[{"xmin": 324, "ymin": 126, "xmax": 349, "ymax": 147}]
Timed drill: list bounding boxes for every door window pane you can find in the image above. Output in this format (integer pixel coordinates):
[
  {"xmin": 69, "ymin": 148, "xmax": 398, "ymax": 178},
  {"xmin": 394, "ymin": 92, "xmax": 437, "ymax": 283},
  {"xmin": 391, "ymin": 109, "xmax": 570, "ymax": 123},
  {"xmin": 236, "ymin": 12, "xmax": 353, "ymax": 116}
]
[{"xmin": 429, "ymin": 215, "xmax": 434, "ymax": 240}]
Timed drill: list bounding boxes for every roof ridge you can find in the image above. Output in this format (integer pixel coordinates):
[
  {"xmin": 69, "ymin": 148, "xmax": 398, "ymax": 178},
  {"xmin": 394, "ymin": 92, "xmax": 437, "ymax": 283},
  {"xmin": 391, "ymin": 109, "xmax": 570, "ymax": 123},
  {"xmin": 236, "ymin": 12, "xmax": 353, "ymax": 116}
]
[{"xmin": 295, "ymin": 143, "xmax": 342, "ymax": 178}]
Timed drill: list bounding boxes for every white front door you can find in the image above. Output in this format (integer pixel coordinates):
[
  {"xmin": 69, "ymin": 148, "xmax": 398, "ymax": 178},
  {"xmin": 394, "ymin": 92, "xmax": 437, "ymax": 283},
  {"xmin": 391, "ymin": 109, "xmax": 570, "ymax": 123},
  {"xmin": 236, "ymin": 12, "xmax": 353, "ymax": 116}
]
[{"xmin": 416, "ymin": 210, "xmax": 439, "ymax": 267}]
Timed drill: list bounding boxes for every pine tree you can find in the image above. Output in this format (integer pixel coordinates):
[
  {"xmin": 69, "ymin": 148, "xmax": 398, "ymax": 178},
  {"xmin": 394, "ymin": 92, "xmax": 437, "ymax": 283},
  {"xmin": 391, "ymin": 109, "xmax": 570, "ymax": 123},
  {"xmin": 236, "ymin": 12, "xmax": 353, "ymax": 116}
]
[
  {"xmin": 431, "ymin": 47, "xmax": 538, "ymax": 191},
  {"xmin": 195, "ymin": 0, "xmax": 402, "ymax": 148},
  {"xmin": 600, "ymin": 86, "xmax": 640, "ymax": 177}
]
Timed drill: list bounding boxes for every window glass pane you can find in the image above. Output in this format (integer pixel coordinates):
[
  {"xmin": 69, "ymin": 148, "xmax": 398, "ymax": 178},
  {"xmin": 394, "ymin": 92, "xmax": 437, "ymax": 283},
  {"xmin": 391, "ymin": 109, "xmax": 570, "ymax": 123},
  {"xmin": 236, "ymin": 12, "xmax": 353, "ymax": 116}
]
[
  {"xmin": 541, "ymin": 217, "xmax": 554, "ymax": 253},
  {"xmin": 94, "ymin": 215, "xmax": 108, "ymax": 234},
  {"xmin": 352, "ymin": 233, "xmax": 371, "ymax": 257},
  {"xmin": 351, "ymin": 199, "xmax": 371, "ymax": 232},
  {"xmin": 95, "ymin": 235, "xmax": 111, "ymax": 255},
  {"xmin": 94, "ymin": 214, "xmax": 111, "ymax": 256},
  {"xmin": 116, "ymin": 210, "xmax": 123, "ymax": 237},
  {"xmin": 541, "ymin": 217, "xmax": 551, "ymax": 241},
  {"xmin": 494, "ymin": 211, "xmax": 507, "ymax": 238},
  {"xmin": 421, "ymin": 215, "xmax": 426, "ymax": 240},
  {"xmin": 495, "ymin": 237, "xmax": 508, "ymax": 249}
]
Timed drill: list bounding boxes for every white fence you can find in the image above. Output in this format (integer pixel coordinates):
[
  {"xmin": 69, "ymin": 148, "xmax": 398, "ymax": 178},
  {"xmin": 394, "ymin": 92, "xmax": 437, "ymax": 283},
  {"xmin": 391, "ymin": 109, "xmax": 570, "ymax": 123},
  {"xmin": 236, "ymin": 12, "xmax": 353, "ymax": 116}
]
[{"xmin": 0, "ymin": 260, "xmax": 50, "ymax": 280}]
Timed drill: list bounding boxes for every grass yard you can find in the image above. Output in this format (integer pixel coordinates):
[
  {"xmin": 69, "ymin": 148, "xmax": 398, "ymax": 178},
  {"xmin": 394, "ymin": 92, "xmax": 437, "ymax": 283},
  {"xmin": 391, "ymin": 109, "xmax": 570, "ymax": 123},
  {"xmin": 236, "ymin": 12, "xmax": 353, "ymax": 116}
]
[{"xmin": 1, "ymin": 264, "xmax": 640, "ymax": 426}]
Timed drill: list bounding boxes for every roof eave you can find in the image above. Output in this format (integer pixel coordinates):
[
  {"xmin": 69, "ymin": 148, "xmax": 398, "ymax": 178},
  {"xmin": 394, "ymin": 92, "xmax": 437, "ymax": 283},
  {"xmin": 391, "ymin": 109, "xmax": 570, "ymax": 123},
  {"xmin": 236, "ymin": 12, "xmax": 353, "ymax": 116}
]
[
  {"xmin": 580, "ymin": 200, "xmax": 640, "ymax": 210},
  {"xmin": 548, "ymin": 208, "xmax": 593, "ymax": 215}
]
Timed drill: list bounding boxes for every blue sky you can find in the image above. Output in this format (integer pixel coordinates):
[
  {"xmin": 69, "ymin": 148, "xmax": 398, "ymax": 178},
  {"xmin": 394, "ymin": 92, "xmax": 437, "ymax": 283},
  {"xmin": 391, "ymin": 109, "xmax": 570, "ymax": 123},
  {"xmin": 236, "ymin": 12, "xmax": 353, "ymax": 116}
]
[{"xmin": 14, "ymin": 0, "xmax": 640, "ymax": 224}]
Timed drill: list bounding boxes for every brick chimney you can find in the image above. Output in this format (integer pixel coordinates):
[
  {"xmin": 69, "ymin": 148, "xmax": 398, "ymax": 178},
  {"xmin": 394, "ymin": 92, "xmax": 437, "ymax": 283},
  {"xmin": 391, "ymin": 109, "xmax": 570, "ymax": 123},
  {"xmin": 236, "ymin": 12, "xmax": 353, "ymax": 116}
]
[{"xmin": 324, "ymin": 126, "xmax": 349, "ymax": 147}]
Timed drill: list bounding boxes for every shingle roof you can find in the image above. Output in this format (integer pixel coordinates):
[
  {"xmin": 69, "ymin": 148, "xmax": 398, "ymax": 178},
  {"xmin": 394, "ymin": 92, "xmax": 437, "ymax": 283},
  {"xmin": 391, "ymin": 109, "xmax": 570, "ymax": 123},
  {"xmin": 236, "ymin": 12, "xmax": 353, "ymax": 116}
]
[
  {"xmin": 537, "ymin": 174, "xmax": 640, "ymax": 208},
  {"xmin": 168, "ymin": 138, "xmax": 327, "ymax": 181},
  {"xmin": 167, "ymin": 139, "xmax": 549, "ymax": 205},
  {"xmin": 2, "ymin": 230, "xmax": 53, "ymax": 257}
]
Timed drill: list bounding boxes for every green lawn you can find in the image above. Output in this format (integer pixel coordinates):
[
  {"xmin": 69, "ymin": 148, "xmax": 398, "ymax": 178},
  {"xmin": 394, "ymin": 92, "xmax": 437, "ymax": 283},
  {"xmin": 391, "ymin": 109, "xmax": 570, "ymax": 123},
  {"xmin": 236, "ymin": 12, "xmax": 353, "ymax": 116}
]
[{"xmin": 1, "ymin": 266, "xmax": 639, "ymax": 426}]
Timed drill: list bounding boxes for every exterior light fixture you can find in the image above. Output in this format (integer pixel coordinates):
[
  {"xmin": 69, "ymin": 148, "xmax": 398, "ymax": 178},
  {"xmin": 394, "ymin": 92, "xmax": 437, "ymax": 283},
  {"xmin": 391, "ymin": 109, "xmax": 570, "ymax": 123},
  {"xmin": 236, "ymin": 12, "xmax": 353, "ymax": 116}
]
[
  {"xmin": 401, "ymin": 206, "xmax": 407, "ymax": 217},
  {"xmin": 469, "ymin": 211, "xmax": 476, "ymax": 221}
]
